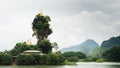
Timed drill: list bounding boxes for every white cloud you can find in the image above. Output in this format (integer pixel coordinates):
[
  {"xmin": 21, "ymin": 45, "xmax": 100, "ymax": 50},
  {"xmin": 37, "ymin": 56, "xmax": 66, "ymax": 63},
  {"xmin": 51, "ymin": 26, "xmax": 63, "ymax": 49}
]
[
  {"xmin": 0, "ymin": 0, "xmax": 120, "ymax": 51},
  {"xmin": 49, "ymin": 10, "xmax": 120, "ymax": 49}
]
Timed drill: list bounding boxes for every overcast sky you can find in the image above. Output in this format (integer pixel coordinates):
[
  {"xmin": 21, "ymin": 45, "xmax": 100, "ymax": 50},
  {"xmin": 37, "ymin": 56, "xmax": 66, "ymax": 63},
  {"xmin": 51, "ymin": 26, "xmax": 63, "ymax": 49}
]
[{"xmin": 0, "ymin": 0, "xmax": 120, "ymax": 51}]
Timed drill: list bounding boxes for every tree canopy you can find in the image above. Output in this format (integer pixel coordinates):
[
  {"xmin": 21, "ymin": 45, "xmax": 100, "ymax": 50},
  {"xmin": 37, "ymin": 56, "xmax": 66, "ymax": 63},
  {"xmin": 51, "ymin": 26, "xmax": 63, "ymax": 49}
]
[
  {"xmin": 63, "ymin": 51, "xmax": 87, "ymax": 59},
  {"xmin": 101, "ymin": 35, "xmax": 120, "ymax": 51},
  {"xmin": 32, "ymin": 14, "xmax": 52, "ymax": 42},
  {"xmin": 102, "ymin": 46, "xmax": 120, "ymax": 62},
  {"xmin": 32, "ymin": 12, "xmax": 54, "ymax": 54},
  {"xmin": 37, "ymin": 39, "xmax": 52, "ymax": 54}
]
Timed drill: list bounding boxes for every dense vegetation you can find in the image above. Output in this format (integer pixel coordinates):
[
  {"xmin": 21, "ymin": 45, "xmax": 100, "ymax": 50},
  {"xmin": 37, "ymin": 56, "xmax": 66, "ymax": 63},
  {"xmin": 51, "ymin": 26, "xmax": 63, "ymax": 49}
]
[
  {"xmin": 10, "ymin": 42, "xmax": 36, "ymax": 56},
  {"xmin": 0, "ymin": 52, "xmax": 12, "ymax": 65},
  {"xmin": 63, "ymin": 51, "xmax": 86, "ymax": 62},
  {"xmin": 37, "ymin": 39, "xmax": 52, "ymax": 54},
  {"xmin": 32, "ymin": 13, "xmax": 52, "ymax": 42},
  {"xmin": 17, "ymin": 54, "xmax": 65, "ymax": 65},
  {"xmin": 63, "ymin": 51, "xmax": 87, "ymax": 59},
  {"xmin": 101, "ymin": 36, "xmax": 120, "ymax": 51},
  {"xmin": 100, "ymin": 36, "xmax": 120, "ymax": 62},
  {"xmin": 102, "ymin": 46, "xmax": 120, "ymax": 62}
]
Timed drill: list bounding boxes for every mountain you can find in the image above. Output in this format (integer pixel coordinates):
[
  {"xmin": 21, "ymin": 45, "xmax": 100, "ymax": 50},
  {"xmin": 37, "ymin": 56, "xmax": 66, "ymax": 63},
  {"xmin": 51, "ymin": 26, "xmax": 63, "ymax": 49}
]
[
  {"xmin": 101, "ymin": 35, "xmax": 120, "ymax": 50},
  {"xmin": 60, "ymin": 39, "xmax": 99, "ymax": 56}
]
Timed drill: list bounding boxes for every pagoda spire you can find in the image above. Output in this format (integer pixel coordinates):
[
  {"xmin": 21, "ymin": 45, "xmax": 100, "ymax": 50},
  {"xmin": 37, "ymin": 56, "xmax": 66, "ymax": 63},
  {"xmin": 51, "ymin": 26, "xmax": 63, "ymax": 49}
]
[
  {"xmin": 27, "ymin": 39, "xmax": 32, "ymax": 45},
  {"xmin": 39, "ymin": 9, "xmax": 43, "ymax": 16}
]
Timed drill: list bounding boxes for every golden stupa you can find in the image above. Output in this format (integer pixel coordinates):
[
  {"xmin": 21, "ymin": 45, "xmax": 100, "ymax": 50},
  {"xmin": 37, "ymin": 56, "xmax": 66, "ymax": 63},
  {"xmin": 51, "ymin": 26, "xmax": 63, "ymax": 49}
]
[
  {"xmin": 27, "ymin": 39, "xmax": 32, "ymax": 45},
  {"xmin": 39, "ymin": 9, "xmax": 43, "ymax": 16}
]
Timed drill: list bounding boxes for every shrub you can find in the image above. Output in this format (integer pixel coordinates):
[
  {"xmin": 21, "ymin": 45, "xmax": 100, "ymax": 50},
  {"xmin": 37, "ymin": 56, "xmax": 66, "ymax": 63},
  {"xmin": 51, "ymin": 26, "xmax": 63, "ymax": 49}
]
[
  {"xmin": 40, "ymin": 54, "xmax": 50, "ymax": 64},
  {"xmin": 96, "ymin": 58, "xmax": 104, "ymax": 62},
  {"xmin": 0, "ymin": 52, "xmax": 13, "ymax": 65},
  {"xmin": 63, "ymin": 51, "xmax": 87, "ymax": 59},
  {"xmin": 17, "ymin": 55, "xmax": 35, "ymax": 65},
  {"xmin": 102, "ymin": 46, "xmax": 120, "ymax": 62},
  {"xmin": 49, "ymin": 54, "xmax": 60, "ymax": 65},
  {"xmin": 64, "ymin": 60, "xmax": 76, "ymax": 65},
  {"xmin": 67, "ymin": 56, "xmax": 79, "ymax": 63},
  {"xmin": 33, "ymin": 54, "xmax": 43, "ymax": 64},
  {"xmin": 16, "ymin": 54, "xmax": 65, "ymax": 65}
]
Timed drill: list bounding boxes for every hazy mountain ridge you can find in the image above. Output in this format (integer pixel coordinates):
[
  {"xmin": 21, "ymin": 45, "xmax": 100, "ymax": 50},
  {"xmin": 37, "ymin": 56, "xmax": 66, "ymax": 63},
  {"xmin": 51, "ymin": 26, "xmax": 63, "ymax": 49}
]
[
  {"xmin": 61, "ymin": 35, "xmax": 120, "ymax": 57},
  {"xmin": 60, "ymin": 39, "xmax": 99, "ymax": 56}
]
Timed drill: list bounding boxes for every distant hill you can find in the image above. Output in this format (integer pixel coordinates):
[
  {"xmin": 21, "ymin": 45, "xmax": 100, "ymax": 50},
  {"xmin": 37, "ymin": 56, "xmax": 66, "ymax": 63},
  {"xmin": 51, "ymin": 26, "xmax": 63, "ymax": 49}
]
[
  {"xmin": 60, "ymin": 39, "xmax": 99, "ymax": 56},
  {"xmin": 101, "ymin": 35, "xmax": 120, "ymax": 50}
]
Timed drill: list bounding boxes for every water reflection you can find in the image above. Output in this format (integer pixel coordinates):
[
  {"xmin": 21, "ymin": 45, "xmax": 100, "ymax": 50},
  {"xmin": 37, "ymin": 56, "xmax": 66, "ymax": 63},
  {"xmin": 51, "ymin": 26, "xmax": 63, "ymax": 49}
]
[
  {"xmin": 0, "ymin": 62, "xmax": 120, "ymax": 68},
  {"xmin": 106, "ymin": 65, "xmax": 120, "ymax": 68}
]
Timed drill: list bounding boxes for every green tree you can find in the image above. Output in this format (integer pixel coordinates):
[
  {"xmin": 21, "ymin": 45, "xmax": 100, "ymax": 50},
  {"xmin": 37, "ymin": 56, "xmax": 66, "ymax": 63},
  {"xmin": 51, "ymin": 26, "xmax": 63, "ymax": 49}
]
[
  {"xmin": 32, "ymin": 11, "xmax": 54, "ymax": 54},
  {"xmin": 51, "ymin": 42, "xmax": 58, "ymax": 50},
  {"xmin": 91, "ymin": 47, "xmax": 102, "ymax": 58},
  {"xmin": 0, "ymin": 52, "xmax": 12, "ymax": 65},
  {"xmin": 63, "ymin": 51, "xmax": 75, "ymax": 59},
  {"xmin": 49, "ymin": 54, "xmax": 60, "ymax": 65},
  {"xmin": 17, "ymin": 55, "xmax": 27, "ymax": 65},
  {"xmin": 10, "ymin": 49, "xmax": 20, "ymax": 56},
  {"xmin": 10, "ymin": 42, "xmax": 31, "ymax": 56},
  {"xmin": 32, "ymin": 54, "xmax": 42, "ymax": 64},
  {"xmin": 41, "ymin": 54, "xmax": 50, "ymax": 64},
  {"xmin": 63, "ymin": 51, "xmax": 86, "ymax": 59},
  {"xmin": 17, "ymin": 54, "xmax": 35, "ymax": 65},
  {"xmin": 67, "ymin": 56, "xmax": 79, "ymax": 63},
  {"xmin": 101, "ymin": 35, "xmax": 120, "ymax": 51},
  {"xmin": 102, "ymin": 46, "xmax": 120, "ymax": 62},
  {"xmin": 37, "ymin": 39, "xmax": 52, "ymax": 54},
  {"xmin": 57, "ymin": 54, "xmax": 65, "ymax": 64},
  {"xmin": 74, "ymin": 52, "xmax": 87, "ymax": 59},
  {"xmin": 32, "ymin": 13, "xmax": 52, "ymax": 42}
]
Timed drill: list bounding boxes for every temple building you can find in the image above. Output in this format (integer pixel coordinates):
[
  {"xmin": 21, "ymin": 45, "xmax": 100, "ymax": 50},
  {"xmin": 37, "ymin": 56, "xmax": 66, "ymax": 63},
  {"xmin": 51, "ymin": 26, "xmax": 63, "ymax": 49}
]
[{"xmin": 22, "ymin": 50, "xmax": 43, "ymax": 55}]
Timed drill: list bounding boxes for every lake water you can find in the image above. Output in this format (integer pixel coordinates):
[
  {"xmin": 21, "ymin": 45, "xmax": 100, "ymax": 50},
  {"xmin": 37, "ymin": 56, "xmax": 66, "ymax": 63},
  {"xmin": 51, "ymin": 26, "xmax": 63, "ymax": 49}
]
[{"xmin": 0, "ymin": 62, "xmax": 120, "ymax": 68}]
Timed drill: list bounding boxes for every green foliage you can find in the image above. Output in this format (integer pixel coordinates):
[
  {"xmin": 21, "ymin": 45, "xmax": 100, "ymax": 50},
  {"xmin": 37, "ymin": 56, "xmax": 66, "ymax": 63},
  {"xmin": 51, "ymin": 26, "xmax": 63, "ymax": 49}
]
[
  {"xmin": 91, "ymin": 47, "xmax": 102, "ymax": 58},
  {"xmin": 10, "ymin": 49, "xmax": 21, "ymax": 56},
  {"xmin": 16, "ymin": 54, "xmax": 25, "ymax": 65},
  {"xmin": 10, "ymin": 42, "xmax": 31, "ymax": 56},
  {"xmin": 63, "ymin": 51, "xmax": 86, "ymax": 63},
  {"xmin": 101, "ymin": 36, "xmax": 120, "ymax": 51},
  {"xmin": 10, "ymin": 42, "xmax": 39, "ymax": 56},
  {"xmin": 29, "ymin": 45, "xmax": 39, "ymax": 50},
  {"xmin": 63, "ymin": 51, "xmax": 87, "ymax": 59},
  {"xmin": 45, "ymin": 15, "xmax": 51, "ymax": 22},
  {"xmin": 40, "ymin": 54, "xmax": 50, "ymax": 64},
  {"xmin": 67, "ymin": 56, "xmax": 79, "ymax": 63},
  {"xmin": 37, "ymin": 39, "xmax": 52, "ymax": 54},
  {"xmin": 75, "ymin": 52, "xmax": 87, "ymax": 59},
  {"xmin": 64, "ymin": 60, "xmax": 76, "ymax": 65},
  {"xmin": 57, "ymin": 54, "xmax": 66, "ymax": 63},
  {"xmin": 16, "ymin": 54, "xmax": 65, "ymax": 65},
  {"xmin": 49, "ymin": 54, "xmax": 59, "ymax": 64},
  {"xmin": 32, "ymin": 54, "xmax": 42, "ymax": 64},
  {"xmin": 96, "ymin": 58, "xmax": 104, "ymax": 62},
  {"xmin": 102, "ymin": 46, "xmax": 120, "ymax": 62},
  {"xmin": 32, "ymin": 11, "xmax": 55, "ymax": 58},
  {"xmin": 32, "ymin": 14, "xmax": 52, "ymax": 41},
  {"xmin": 51, "ymin": 42, "xmax": 58, "ymax": 50},
  {"xmin": 63, "ymin": 51, "xmax": 75, "ymax": 58},
  {"xmin": 49, "ymin": 54, "xmax": 65, "ymax": 65},
  {"xmin": 0, "ymin": 52, "xmax": 12, "ymax": 65}
]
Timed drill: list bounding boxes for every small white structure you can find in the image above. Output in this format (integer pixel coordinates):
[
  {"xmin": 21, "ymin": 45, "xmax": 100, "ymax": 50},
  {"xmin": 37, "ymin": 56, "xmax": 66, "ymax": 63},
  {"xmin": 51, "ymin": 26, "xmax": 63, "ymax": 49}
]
[{"xmin": 22, "ymin": 50, "xmax": 43, "ymax": 55}]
